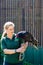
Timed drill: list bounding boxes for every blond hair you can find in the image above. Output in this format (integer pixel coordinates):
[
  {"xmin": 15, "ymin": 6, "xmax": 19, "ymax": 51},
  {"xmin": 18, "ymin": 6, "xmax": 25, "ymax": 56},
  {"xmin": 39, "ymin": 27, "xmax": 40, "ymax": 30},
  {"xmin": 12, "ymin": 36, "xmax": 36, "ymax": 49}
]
[{"xmin": 1, "ymin": 21, "xmax": 15, "ymax": 39}]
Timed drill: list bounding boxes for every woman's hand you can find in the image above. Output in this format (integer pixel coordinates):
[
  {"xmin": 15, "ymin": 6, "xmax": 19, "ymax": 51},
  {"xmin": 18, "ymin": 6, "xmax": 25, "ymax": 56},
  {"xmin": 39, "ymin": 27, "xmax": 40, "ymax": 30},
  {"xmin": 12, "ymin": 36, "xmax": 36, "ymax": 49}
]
[
  {"xmin": 16, "ymin": 47, "xmax": 24, "ymax": 53},
  {"xmin": 21, "ymin": 42, "xmax": 28, "ymax": 53},
  {"xmin": 16, "ymin": 42, "xmax": 28, "ymax": 53}
]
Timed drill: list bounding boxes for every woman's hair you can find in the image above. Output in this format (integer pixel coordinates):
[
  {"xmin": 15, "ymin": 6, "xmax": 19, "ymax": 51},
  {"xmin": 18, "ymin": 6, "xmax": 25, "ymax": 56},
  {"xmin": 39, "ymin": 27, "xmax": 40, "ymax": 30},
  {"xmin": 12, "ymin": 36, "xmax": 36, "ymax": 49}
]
[{"xmin": 1, "ymin": 21, "xmax": 15, "ymax": 39}]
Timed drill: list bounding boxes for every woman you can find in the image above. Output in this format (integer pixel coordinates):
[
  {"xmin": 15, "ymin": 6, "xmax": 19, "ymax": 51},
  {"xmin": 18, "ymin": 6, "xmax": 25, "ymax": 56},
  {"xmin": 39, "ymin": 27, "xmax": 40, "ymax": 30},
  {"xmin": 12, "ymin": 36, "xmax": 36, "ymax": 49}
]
[{"xmin": 1, "ymin": 21, "xmax": 28, "ymax": 65}]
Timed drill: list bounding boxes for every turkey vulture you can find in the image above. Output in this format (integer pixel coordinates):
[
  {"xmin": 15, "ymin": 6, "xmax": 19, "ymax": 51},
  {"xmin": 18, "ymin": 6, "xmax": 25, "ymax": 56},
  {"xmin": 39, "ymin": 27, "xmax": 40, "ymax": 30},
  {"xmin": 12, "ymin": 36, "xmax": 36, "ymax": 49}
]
[{"xmin": 16, "ymin": 31, "xmax": 38, "ymax": 46}]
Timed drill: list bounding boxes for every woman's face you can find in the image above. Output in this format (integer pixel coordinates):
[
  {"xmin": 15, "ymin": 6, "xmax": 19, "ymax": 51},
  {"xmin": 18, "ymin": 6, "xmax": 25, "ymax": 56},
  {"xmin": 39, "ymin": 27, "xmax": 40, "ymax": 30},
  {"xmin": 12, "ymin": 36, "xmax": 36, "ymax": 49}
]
[{"xmin": 6, "ymin": 25, "xmax": 14, "ymax": 36}]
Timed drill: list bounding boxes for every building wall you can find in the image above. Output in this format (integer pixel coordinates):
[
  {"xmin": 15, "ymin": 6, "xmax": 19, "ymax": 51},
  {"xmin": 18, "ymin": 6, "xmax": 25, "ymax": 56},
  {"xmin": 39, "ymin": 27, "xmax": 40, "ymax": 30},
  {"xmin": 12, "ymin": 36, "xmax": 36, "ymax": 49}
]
[{"xmin": 0, "ymin": 0, "xmax": 43, "ymax": 46}]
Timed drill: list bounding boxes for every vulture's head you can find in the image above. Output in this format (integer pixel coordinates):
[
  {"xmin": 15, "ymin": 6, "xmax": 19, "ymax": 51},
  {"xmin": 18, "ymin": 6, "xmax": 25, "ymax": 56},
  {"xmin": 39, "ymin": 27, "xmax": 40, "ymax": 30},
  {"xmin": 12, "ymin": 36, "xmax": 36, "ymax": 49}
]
[{"xmin": 16, "ymin": 31, "xmax": 38, "ymax": 46}]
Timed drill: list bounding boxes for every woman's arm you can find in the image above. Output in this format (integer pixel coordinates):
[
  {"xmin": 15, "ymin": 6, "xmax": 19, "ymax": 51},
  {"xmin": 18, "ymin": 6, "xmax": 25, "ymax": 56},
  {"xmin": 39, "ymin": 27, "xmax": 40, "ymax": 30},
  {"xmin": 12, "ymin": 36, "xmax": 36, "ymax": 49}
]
[
  {"xmin": 3, "ymin": 42, "xmax": 28, "ymax": 54},
  {"xmin": 3, "ymin": 46, "xmax": 25, "ymax": 54},
  {"xmin": 3, "ymin": 49, "xmax": 16, "ymax": 54}
]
